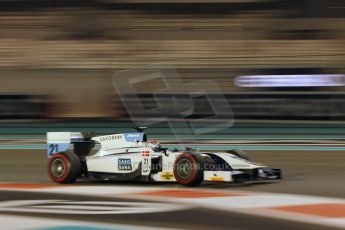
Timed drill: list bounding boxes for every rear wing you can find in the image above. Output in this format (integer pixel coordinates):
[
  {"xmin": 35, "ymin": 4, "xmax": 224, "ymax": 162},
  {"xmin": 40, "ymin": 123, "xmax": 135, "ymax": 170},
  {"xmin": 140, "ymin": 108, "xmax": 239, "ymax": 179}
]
[{"xmin": 47, "ymin": 132, "xmax": 94, "ymax": 157}]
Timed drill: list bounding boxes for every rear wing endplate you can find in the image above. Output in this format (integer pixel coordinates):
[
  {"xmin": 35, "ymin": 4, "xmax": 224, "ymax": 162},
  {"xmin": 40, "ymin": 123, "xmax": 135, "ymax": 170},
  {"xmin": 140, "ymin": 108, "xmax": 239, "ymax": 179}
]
[{"xmin": 46, "ymin": 132, "xmax": 84, "ymax": 157}]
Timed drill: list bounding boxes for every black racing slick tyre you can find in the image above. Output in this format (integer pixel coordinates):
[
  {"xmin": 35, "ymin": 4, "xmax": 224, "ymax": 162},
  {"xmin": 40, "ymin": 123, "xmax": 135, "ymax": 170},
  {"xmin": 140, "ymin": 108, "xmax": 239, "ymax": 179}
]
[
  {"xmin": 47, "ymin": 150, "xmax": 81, "ymax": 184},
  {"xmin": 173, "ymin": 153, "xmax": 204, "ymax": 186},
  {"xmin": 227, "ymin": 149, "xmax": 250, "ymax": 161}
]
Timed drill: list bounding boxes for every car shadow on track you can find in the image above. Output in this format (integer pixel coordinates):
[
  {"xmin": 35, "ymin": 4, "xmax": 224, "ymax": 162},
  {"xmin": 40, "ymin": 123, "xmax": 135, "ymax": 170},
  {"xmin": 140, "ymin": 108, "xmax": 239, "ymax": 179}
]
[{"xmin": 72, "ymin": 179, "xmax": 279, "ymax": 189}]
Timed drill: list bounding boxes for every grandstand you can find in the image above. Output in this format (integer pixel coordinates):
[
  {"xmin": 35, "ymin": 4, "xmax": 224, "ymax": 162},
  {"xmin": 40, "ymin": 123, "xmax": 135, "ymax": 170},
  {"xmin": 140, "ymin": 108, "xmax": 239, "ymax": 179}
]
[{"xmin": 0, "ymin": 0, "xmax": 345, "ymax": 120}]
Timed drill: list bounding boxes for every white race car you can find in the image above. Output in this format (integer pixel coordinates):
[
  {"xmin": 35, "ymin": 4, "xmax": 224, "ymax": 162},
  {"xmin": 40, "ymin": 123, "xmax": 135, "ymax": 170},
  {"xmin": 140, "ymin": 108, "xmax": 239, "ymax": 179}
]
[{"xmin": 47, "ymin": 128, "xmax": 281, "ymax": 186}]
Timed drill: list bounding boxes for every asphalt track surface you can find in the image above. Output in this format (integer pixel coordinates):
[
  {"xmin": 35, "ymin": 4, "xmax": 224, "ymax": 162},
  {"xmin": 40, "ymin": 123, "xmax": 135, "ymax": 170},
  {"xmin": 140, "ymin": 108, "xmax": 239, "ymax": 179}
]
[
  {"xmin": 0, "ymin": 190, "xmax": 332, "ymax": 230},
  {"xmin": 0, "ymin": 149, "xmax": 344, "ymax": 198},
  {"xmin": 0, "ymin": 149, "xmax": 344, "ymax": 230}
]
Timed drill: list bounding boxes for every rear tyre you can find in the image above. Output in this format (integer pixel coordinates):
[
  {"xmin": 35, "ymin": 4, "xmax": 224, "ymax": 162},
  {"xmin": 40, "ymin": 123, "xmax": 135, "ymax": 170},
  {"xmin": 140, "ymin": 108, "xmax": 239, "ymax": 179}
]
[
  {"xmin": 48, "ymin": 151, "xmax": 81, "ymax": 184},
  {"xmin": 173, "ymin": 153, "xmax": 204, "ymax": 186}
]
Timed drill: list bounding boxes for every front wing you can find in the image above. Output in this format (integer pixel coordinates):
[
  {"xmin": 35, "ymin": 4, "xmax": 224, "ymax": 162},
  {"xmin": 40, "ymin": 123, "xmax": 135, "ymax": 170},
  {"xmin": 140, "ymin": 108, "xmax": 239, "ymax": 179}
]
[{"xmin": 203, "ymin": 168, "xmax": 282, "ymax": 182}]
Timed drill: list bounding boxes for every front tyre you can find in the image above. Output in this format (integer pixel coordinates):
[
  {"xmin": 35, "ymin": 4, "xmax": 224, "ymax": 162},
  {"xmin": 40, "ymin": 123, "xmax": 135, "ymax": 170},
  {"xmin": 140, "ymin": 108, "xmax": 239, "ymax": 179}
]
[
  {"xmin": 48, "ymin": 151, "xmax": 81, "ymax": 184},
  {"xmin": 173, "ymin": 153, "xmax": 204, "ymax": 186}
]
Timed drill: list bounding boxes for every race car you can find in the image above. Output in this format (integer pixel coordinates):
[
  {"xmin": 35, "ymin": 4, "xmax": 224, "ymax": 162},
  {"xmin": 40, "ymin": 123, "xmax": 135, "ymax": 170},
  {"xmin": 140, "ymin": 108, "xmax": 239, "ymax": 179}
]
[{"xmin": 46, "ymin": 128, "xmax": 281, "ymax": 186}]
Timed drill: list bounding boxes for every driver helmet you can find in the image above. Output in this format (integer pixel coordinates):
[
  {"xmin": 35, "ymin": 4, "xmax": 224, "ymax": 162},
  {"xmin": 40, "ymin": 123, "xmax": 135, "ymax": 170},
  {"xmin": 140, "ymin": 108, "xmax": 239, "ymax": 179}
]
[{"xmin": 150, "ymin": 140, "xmax": 161, "ymax": 152}]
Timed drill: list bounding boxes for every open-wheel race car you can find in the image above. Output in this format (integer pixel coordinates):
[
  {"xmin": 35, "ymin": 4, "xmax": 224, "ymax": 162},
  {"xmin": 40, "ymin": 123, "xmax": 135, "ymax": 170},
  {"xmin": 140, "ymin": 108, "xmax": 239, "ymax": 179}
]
[{"xmin": 47, "ymin": 128, "xmax": 282, "ymax": 186}]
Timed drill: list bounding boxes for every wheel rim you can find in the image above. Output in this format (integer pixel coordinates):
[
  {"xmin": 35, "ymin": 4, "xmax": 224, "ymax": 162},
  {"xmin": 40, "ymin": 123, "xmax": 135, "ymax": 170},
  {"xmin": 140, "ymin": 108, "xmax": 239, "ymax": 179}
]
[
  {"xmin": 176, "ymin": 158, "xmax": 194, "ymax": 180},
  {"xmin": 51, "ymin": 158, "xmax": 66, "ymax": 178}
]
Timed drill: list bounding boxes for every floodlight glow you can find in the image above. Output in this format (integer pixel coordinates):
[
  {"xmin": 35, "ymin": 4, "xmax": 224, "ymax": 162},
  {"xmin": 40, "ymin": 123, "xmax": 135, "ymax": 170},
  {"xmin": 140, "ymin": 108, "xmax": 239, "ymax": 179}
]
[{"xmin": 235, "ymin": 74, "xmax": 345, "ymax": 87}]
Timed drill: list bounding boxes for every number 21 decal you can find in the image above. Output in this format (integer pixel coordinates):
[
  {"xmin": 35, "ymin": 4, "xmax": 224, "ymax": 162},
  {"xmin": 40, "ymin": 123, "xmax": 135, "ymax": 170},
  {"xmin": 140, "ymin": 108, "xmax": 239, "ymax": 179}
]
[{"xmin": 49, "ymin": 144, "xmax": 59, "ymax": 155}]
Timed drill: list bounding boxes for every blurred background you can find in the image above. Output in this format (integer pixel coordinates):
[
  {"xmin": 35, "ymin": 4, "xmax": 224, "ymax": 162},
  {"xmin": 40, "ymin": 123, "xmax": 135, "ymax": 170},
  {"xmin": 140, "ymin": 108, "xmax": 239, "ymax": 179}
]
[
  {"xmin": 0, "ymin": 3, "xmax": 344, "ymax": 229},
  {"xmin": 1, "ymin": 0, "xmax": 345, "ymax": 138}
]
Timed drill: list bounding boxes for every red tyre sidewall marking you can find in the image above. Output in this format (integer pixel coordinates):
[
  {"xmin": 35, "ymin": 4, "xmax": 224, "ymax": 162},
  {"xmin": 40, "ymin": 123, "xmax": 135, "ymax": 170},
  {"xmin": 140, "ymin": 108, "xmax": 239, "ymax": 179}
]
[
  {"xmin": 174, "ymin": 153, "xmax": 198, "ymax": 185},
  {"xmin": 48, "ymin": 153, "xmax": 70, "ymax": 183}
]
